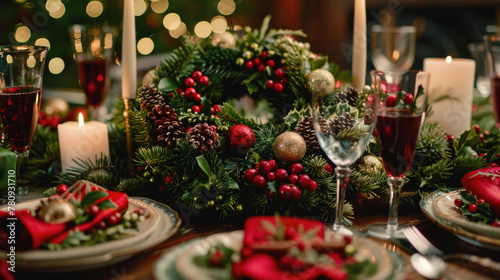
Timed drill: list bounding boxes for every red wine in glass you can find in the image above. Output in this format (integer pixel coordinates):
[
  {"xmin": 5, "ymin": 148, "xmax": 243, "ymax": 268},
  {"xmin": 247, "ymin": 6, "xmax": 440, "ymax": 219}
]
[
  {"xmin": 0, "ymin": 87, "xmax": 42, "ymax": 152},
  {"xmin": 77, "ymin": 58, "xmax": 108, "ymax": 108},
  {"xmin": 491, "ymin": 74, "xmax": 500, "ymax": 127},
  {"xmin": 376, "ymin": 108, "xmax": 423, "ymax": 178}
]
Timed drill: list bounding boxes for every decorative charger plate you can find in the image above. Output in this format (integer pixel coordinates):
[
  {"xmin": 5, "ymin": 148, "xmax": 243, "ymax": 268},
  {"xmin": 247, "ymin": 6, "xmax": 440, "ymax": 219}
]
[
  {"xmin": 432, "ymin": 190, "xmax": 500, "ymax": 239},
  {"xmin": 156, "ymin": 230, "xmax": 407, "ymax": 280},
  {"xmin": 1, "ymin": 197, "xmax": 181, "ymax": 272},
  {"xmin": 420, "ymin": 190, "xmax": 500, "ymax": 251}
]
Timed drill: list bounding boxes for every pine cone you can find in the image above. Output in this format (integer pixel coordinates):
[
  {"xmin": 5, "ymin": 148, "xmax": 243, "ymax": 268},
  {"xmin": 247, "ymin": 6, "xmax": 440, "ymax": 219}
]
[
  {"xmin": 188, "ymin": 123, "xmax": 220, "ymax": 153},
  {"xmin": 331, "ymin": 112, "xmax": 356, "ymax": 134},
  {"xmin": 295, "ymin": 116, "xmax": 329, "ymax": 154},
  {"xmin": 337, "ymin": 86, "xmax": 359, "ymax": 107},
  {"xmin": 157, "ymin": 120, "xmax": 185, "ymax": 149},
  {"xmin": 150, "ymin": 105, "xmax": 177, "ymax": 127},
  {"xmin": 137, "ymin": 84, "xmax": 165, "ymax": 111}
]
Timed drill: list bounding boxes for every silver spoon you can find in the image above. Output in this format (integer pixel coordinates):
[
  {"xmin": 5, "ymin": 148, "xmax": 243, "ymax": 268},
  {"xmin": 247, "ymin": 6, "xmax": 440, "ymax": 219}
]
[{"xmin": 410, "ymin": 253, "xmax": 447, "ymax": 279}]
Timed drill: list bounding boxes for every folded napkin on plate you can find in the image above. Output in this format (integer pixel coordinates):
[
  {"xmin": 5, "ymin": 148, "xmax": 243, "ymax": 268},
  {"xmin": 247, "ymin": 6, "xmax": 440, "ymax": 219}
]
[
  {"xmin": 0, "ymin": 180, "xmax": 128, "ymax": 251},
  {"xmin": 232, "ymin": 253, "xmax": 348, "ymax": 280},
  {"xmin": 462, "ymin": 167, "xmax": 500, "ymax": 217},
  {"xmin": 233, "ymin": 216, "xmax": 349, "ymax": 280}
]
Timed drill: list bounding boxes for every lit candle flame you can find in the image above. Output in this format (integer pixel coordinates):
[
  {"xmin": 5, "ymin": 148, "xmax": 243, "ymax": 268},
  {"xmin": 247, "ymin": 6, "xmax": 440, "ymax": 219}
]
[
  {"xmin": 78, "ymin": 113, "xmax": 84, "ymax": 129},
  {"xmin": 445, "ymin": 56, "xmax": 452, "ymax": 63}
]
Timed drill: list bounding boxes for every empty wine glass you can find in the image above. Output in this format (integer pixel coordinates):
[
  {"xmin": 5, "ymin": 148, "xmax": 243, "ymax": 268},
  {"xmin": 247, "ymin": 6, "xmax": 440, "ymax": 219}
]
[
  {"xmin": 366, "ymin": 69, "xmax": 429, "ymax": 239},
  {"xmin": 370, "ymin": 25, "xmax": 416, "ymax": 71},
  {"xmin": 0, "ymin": 45, "xmax": 48, "ymax": 196},
  {"xmin": 309, "ymin": 69, "xmax": 376, "ymax": 236},
  {"xmin": 68, "ymin": 24, "xmax": 118, "ymax": 121}
]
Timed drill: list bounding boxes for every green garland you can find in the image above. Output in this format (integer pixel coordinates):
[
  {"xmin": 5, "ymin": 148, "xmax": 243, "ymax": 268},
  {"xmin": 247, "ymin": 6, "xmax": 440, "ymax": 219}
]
[{"xmin": 22, "ymin": 16, "xmax": 500, "ymax": 224}]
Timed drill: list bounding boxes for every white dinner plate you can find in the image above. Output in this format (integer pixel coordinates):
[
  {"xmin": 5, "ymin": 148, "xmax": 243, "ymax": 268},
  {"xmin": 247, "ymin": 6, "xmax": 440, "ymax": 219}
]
[
  {"xmin": 172, "ymin": 230, "xmax": 402, "ymax": 280},
  {"xmin": 433, "ymin": 190, "xmax": 500, "ymax": 239},
  {"xmin": 420, "ymin": 190, "xmax": 500, "ymax": 251},
  {"xmin": 1, "ymin": 197, "xmax": 181, "ymax": 272}
]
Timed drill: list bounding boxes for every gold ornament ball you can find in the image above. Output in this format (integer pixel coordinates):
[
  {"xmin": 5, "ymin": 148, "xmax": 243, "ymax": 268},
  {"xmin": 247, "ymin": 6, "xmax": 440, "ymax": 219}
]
[
  {"xmin": 38, "ymin": 197, "xmax": 77, "ymax": 224},
  {"xmin": 306, "ymin": 69, "xmax": 335, "ymax": 96},
  {"xmin": 273, "ymin": 132, "xmax": 307, "ymax": 163},
  {"xmin": 359, "ymin": 155, "xmax": 383, "ymax": 175},
  {"xmin": 210, "ymin": 32, "xmax": 236, "ymax": 48}
]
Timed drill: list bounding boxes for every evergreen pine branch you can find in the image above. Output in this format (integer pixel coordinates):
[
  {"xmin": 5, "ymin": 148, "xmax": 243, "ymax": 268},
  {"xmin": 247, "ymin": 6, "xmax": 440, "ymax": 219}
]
[
  {"xmin": 116, "ymin": 177, "xmax": 147, "ymax": 192},
  {"xmin": 413, "ymin": 158, "xmax": 453, "ymax": 190},
  {"xmin": 349, "ymin": 169, "xmax": 387, "ymax": 199},
  {"xmin": 415, "ymin": 122, "xmax": 450, "ymax": 167},
  {"xmin": 254, "ymin": 122, "xmax": 286, "ymax": 159},
  {"xmin": 130, "ymin": 108, "xmax": 153, "ymax": 149},
  {"xmin": 134, "ymin": 146, "xmax": 173, "ymax": 167},
  {"xmin": 55, "ymin": 154, "xmax": 116, "ymax": 188},
  {"xmin": 301, "ymin": 154, "xmax": 330, "ymax": 178},
  {"xmin": 279, "ymin": 41, "xmax": 308, "ymax": 100},
  {"xmin": 217, "ymin": 103, "xmax": 260, "ymax": 129},
  {"xmin": 153, "ymin": 43, "xmax": 197, "ymax": 85},
  {"xmin": 173, "ymin": 137, "xmax": 200, "ymax": 170}
]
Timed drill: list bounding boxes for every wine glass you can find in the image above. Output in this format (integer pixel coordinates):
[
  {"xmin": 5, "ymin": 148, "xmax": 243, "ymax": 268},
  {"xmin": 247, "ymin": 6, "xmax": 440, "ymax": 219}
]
[
  {"xmin": 370, "ymin": 25, "xmax": 416, "ymax": 71},
  {"xmin": 0, "ymin": 45, "xmax": 48, "ymax": 195},
  {"xmin": 309, "ymin": 69, "xmax": 376, "ymax": 236},
  {"xmin": 68, "ymin": 24, "xmax": 118, "ymax": 121},
  {"xmin": 484, "ymin": 34, "xmax": 500, "ymax": 128},
  {"xmin": 366, "ymin": 69, "xmax": 429, "ymax": 239}
]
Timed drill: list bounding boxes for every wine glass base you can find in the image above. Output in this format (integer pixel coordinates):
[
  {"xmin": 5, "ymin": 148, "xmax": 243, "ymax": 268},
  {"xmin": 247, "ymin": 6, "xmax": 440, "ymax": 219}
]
[
  {"xmin": 366, "ymin": 222, "xmax": 406, "ymax": 240},
  {"xmin": 329, "ymin": 224, "xmax": 367, "ymax": 236}
]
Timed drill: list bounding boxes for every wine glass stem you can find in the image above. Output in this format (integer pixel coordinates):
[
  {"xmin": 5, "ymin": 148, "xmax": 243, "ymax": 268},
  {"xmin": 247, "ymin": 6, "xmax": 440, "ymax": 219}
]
[
  {"xmin": 89, "ymin": 106, "xmax": 100, "ymax": 121},
  {"xmin": 333, "ymin": 166, "xmax": 351, "ymax": 231},
  {"xmin": 15, "ymin": 150, "xmax": 29, "ymax": 192},
  {"xmin": 387, "ymin": 176, "xmax": 404, "ymax": 231}
]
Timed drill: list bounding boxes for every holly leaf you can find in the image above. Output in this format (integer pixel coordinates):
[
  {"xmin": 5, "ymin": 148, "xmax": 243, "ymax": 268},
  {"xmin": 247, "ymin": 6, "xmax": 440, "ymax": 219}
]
[
  {"xmin": 158, "ymin": 77, "xmax": 178, "ymax": 92},
  {"xmin": 97, "ymin": 199, "xmax": 118, "ymax": 210},
  {"xmin": 81, "ymin": 191, "xmax": 108, "ymax": 209},
  {"xmin": 196, "ymin": 155, "xmax": 212, "ymax": 177}
]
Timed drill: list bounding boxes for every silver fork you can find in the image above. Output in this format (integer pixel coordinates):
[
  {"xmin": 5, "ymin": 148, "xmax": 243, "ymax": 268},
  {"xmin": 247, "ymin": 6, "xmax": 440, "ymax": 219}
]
[{"xmin": 402, "ymin": 226, "xmax": 500, "ymax": 272}]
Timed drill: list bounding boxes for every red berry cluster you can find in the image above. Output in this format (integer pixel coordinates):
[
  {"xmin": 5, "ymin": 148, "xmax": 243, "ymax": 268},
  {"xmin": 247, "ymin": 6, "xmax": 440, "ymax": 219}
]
[
  {"xmin": 454, "ymin": 197, "xmax": 500, "ymax": 227},
  {"xmin": 245, "ymin": 161, "xmax": 318, "ymax": 201},
  {"xmin": 175, "ymin": 70, "xmax": 210, "ymax": 113},
  {"xmin": 38, "ymin": 111, "xmax": 61, "ymax": 129},
  {"xmin": 241, "ymin": 50, "xmax": 287, "ymax": 93},
  {"xmin": 385, "ymin": 92, "xmax": 414, "ymax": 107}
]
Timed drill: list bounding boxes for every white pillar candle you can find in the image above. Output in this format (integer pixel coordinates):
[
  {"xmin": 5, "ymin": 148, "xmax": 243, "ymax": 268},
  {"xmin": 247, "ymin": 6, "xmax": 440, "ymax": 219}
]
[
  {"xmin": 58, "ymin": 113, "xmax": 110, "ymax": 173},
  {"xmin": 352, "ymin": 0, "xmax": 367, "ymax": 91},
  {"xmin": 122, "ymin": 0, "xmax": 137, "ymax": 99},
  {"xmin": 423, "ymin": 57, "xmax": 476, "ymax": 137}
]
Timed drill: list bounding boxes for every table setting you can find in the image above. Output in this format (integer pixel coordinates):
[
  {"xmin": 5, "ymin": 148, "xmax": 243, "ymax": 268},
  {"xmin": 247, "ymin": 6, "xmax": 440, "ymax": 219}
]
[{"xmin": 1, "ymin": 0, "xmax": 500, "ymax": 279}]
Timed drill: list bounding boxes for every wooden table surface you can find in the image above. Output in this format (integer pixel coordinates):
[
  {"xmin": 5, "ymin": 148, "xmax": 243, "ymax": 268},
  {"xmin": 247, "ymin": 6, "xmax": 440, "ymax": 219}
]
[{"xmin": 12, "ymin": 197, "xmax": 500, "ymax": 280}]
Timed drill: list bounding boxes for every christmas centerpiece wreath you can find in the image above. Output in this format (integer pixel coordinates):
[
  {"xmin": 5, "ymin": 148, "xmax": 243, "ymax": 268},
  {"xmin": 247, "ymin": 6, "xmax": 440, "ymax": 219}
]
[{"xmin": 44, "ymin": 16, "xmax": 500, "ymax": 224}]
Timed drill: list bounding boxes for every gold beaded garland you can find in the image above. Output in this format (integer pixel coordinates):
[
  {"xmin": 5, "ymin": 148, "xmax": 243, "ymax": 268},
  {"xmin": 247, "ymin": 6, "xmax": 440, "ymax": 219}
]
[{"xmin": 273, "ymin": 131, "xmax": 307, "ymax": 163}]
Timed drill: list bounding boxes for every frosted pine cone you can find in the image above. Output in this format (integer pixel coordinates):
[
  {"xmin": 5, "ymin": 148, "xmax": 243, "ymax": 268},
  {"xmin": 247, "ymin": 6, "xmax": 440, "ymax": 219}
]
[
  {"xmin": 157, "ymin": 120, "xmax": 185, "ymax": 149},
  {"xmin": 337, "ymin": 86, "xmax": 359, "ymax": 107},
  {"xmin": 137, "ymin": 84, "xmax": 165, "ymax": 111},
  {"xmin": 150, "ymin": 105, "xmax": 177, "ymax": 127},
  {"xmin": 295, "ymin": 116, "xmax": 329, "ymax": 154},
  {"xmin": 331, "ymin": 112, "xmax": 356, "ymax": 134},
  {"xmin": 188, "ymin": 123, "xmax": 220, "ymax": 154}
]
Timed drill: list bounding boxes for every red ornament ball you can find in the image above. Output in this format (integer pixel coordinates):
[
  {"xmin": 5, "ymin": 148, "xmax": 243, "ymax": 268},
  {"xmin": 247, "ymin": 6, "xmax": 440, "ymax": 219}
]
[
  {"xmin": 386, "ymin": 94, "xmax": 398, "ymax": 107},
  {"xmin": 225, "ymin": 124, "xmax": 256, "ymax": 155}
]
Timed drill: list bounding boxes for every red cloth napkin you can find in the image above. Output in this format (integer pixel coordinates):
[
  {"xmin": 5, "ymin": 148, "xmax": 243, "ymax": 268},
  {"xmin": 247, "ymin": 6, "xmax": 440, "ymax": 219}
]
[
  {"xmin": 0, "ymin": 181, "xmax": 128, "ymax": 250},
  {"xmin": 461, "ymin": 167, "xmax": 500, "ymax": 217},
  {"xmin": 232, "ymin": 253, "xmax": 348, "ymax": 280}
]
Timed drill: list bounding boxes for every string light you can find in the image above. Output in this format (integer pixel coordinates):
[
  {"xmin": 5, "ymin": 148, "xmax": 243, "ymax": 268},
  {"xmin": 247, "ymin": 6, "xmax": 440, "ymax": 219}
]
[
  {"xmin": 169, "ymin": 22, "xmax": 187, "ymax": 38},
  {"xmin": 194, "ymin": 21, "xmax": 212, "ymax": 38},
  {"xmin": 86, "ymin": 1, "xmax": 103, "ymax": 18},
  {"xmin": 151, "ymin": 0, "xmax": 169, "ymax": 14},
  {"xmin": 137, "ymin": 37, "xmax": 154, "ymax": 55},
  {"xmin": 163, "ymin": 13, "xmax": 181, "ymax": 30},
  {"xmin": 35, "ymin": 38, "xmax": 51, "ymax": 49},
  {"xmin": 211, "ymin": 16, "xmax": 227, "ymax": 33},
  {"xmin": 49, "ymin": 57, "xmax": 65, "ymax": 74},
  {"xmin": 15, "ymin": 26, "xmax": 31, "ymax": 43},
  {"xmin": 134, "ymin": 0, "xmax": 148, "ymax": 16}
]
